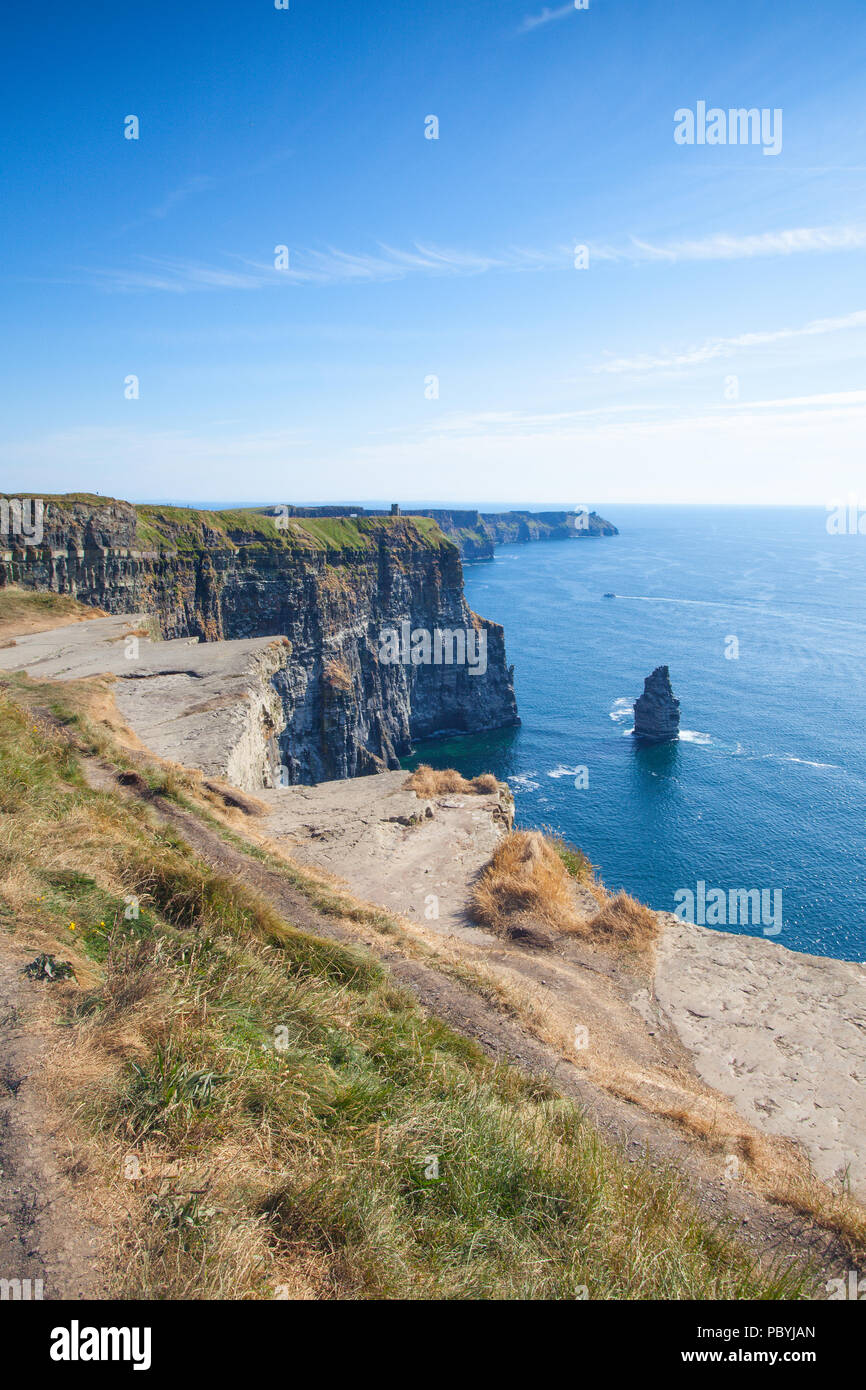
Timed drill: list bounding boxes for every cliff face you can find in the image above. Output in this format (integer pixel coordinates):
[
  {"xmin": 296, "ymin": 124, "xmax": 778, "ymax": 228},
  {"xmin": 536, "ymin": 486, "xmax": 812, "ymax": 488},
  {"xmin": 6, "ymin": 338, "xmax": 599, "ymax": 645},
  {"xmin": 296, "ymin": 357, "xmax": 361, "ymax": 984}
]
[
  {"xmin": 473, "ymin": 509, "xmax": 618, "ymax": 554},
  {"xmin": 412, "ymin": 510, "xmax": 499, "ymax": 561},
  {"xmin": 430, "ymin": 510, "xmax": 619, "ymax": 560},
  {"xmin": 1, "ymin": 497, "xmax": 519, "ymax": 783}
]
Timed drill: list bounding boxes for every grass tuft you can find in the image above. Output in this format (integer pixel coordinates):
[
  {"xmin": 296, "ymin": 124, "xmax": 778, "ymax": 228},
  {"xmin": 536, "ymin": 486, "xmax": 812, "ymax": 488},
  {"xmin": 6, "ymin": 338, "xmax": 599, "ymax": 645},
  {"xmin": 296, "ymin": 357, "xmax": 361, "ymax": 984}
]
[
  {"xmin": 469, "ymin": 830, "xmax": 585, "ymax": 939},
  {"xmin": 404, "ymin": 764, "xmax": 503, "ymax": 797},
  {"xmin": 584, "ymin": 890, "xmax": 661, "ymax": 947}
]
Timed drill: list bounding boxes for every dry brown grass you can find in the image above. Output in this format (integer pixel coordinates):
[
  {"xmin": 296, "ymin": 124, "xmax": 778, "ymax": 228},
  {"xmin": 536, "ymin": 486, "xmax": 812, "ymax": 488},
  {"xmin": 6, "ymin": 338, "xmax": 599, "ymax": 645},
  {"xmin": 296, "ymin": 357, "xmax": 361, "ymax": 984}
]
[
  {"xmin": 583, "ymin": 891, "xmax": 662, "ymax": 947},
  {"xmin": 45, "ymin": 937, "xmax": 338, "ymax": 1300},
  {"xmin": 405, "ymin": 764, "xmax": 501, "ymax": 797},
  {"xmin": 106, "ymin": 625, "xmax": 153, "ymax": 644},
  {"xmin": 322, "ymin": 659, "xmax": 353, "ymax": 693},
  {"xmin": 0, "ymin": 585, "xmax": 104, "ymax": 639},
  {"xmin": 604, "ymin": 1073, "xmax": 866, "ymax": 1248},
  {"xmin": 469, "ymin": 830, "xmax": 578, "ymax": 939},
  {"xmin": 468, "ymin": 831, "xmax": 663, "ymax": 952},
  {"xmin": 201, "ymin": 778, "xmax": 268, "ymax": 817}
]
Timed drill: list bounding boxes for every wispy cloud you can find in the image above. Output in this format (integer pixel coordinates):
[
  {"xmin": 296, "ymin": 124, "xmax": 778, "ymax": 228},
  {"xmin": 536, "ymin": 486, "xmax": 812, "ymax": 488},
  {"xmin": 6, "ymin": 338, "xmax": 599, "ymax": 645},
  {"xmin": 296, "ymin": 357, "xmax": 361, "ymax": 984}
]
[
  {"xmin": 401, "ymin": 392, "xmax": 866, "ymax": 445},
  {"xmin": 346, "ymin": 393, "xmax": 866, "ymax": 504},
  {"xmin": 148, "ymin": 176, "xmax": 216, "ymax": 221},
  {"xmin": 595, "ymin": 309, "xmax": 866, "ymax": 374},
  {"xmin": 727, "ymin": 389, "xmax": 866, "ymax": 411},
  {"xmin": 517, "ymin": 4, "xmax": 579, "ymax": 34},
  {"xmin": 601, "ymin": 224, "xmax": 866, "ymax": 264},
  {"xmin": 406, "ymin": 404, "xmax": 671, "ymax": 437},
  {"xmin": 86, "ymin": 259, "xmax": 268, "ymax": 293},
  {"xmin": 9, "ymin": 395, "xmax": 866, "ymax": 506},
  {"xmin": 110, "ymin": 175, "xmax": 221, "ymax": 240},
  {"xmin": 83, "ymin": 221, "xmax": 866, "ymax": 294},
  {"xmin": 86, "ymin": 243, "xmax": 566, "ymax": 293}
]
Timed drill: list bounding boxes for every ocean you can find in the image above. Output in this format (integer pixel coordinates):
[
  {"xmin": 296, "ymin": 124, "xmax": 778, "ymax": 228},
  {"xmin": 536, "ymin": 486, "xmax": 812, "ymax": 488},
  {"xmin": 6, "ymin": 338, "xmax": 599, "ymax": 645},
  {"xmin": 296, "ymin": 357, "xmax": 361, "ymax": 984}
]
[{"xmin": 407, "ymin": 506, "xmax": 866, "ymax": 962}]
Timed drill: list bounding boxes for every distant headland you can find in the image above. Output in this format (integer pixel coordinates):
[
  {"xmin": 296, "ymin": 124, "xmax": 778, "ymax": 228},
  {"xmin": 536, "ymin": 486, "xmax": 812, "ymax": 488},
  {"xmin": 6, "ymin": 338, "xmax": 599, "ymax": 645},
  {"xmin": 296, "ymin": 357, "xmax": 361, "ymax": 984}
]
[{"xmin": 265, "ymin": 504, "xmax": 619, "ymax": 561}]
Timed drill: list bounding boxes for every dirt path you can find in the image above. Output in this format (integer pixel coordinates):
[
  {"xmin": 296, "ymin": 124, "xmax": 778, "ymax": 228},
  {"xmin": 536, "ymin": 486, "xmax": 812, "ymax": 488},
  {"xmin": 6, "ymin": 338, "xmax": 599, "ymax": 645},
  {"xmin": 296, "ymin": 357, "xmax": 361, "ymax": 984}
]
[
  {"xmin": 0, "ymin": 948, "xmax": 104, "ymax": 1299},
  {"xmin": 83, "ymin": 757, "xmax": 859, "ymax": 1292}
]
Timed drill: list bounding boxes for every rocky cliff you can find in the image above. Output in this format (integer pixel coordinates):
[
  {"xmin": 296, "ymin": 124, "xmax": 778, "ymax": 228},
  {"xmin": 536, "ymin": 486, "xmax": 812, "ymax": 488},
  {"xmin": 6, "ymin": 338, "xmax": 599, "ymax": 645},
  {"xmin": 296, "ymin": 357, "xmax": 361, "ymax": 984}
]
[
  {"xmin": 1, "ymin": 495, "xmax": 519, "ymax": 783},
  {"xmin": 464, "ymin": 509, "xmax": 618, "ymax": 560}
]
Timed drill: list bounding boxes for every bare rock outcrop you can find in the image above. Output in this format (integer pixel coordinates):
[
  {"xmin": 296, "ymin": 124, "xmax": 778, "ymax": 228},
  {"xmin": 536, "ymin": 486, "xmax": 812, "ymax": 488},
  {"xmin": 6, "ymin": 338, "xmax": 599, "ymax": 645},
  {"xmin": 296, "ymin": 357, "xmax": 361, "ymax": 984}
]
[
  {"xmin": 633, "ymin": 665, "xmax": 680, "ymax": 742},
  {"xmin": 655, "ymin": 915, "xmax": 866, "ymax": 1200}
]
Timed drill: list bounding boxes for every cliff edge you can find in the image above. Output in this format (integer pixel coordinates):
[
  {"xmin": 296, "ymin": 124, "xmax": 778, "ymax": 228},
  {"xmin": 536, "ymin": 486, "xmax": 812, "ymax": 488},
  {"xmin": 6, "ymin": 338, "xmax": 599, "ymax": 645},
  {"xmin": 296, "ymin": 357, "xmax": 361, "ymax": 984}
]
[{"xmin": 0, "ymin": 496, "xmax": 519, "ymax": 782}]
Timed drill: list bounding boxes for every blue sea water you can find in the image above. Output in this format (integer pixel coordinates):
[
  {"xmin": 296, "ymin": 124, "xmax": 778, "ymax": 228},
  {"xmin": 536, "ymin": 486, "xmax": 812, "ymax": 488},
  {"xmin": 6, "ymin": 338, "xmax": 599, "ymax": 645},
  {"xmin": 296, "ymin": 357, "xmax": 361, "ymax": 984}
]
[{"xmin": 408, "ymin": 506, "xmax": 866, "ymax": 962}]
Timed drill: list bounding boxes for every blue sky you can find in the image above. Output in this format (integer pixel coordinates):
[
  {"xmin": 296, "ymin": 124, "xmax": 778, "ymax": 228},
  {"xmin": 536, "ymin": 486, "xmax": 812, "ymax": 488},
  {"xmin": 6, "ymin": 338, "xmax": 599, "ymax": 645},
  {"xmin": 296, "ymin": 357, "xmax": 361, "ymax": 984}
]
[{"xmin": 3, "ymin": 0, "xmax": 866, "ymax": 505}]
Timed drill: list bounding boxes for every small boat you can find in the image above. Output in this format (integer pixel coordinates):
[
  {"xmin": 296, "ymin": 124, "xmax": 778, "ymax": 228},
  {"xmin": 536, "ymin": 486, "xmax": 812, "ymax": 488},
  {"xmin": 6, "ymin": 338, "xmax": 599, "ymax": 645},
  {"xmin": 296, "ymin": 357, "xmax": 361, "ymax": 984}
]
[{"xmin": 603, "ymin": 592, "xmax": 616, "ymax": 598}]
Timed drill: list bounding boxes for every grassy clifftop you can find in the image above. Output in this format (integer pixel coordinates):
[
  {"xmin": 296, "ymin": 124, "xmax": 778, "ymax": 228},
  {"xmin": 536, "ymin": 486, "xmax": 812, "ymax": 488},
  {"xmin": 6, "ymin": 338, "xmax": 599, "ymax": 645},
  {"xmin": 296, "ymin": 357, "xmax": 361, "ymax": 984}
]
[
  {"xmin": 0, "ymin": 587, "xmax": 97, "ymax": 635},
  {"xmin": 135, "ymin": 504, "xmax": 452, "ymax": 553},
  {"xmin": 3, "ymin": 494, "xmax": 453, "ymax": 555}
]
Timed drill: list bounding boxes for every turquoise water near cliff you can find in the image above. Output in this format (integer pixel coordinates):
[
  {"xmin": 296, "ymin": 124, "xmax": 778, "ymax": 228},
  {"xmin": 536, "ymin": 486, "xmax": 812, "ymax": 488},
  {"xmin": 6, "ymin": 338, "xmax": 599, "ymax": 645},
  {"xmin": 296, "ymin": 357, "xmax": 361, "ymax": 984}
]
[{"xmin": 407, "ymin": 506, "xmax": 866, "ymax": 962}]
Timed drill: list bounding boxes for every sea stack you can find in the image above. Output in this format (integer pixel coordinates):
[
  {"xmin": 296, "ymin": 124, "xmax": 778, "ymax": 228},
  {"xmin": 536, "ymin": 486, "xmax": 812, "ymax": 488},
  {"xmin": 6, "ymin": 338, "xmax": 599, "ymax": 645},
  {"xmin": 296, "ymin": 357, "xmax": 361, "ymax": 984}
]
[{"xmin": 633, "ymin": 666, "xmax": 680, "ymax": 742}]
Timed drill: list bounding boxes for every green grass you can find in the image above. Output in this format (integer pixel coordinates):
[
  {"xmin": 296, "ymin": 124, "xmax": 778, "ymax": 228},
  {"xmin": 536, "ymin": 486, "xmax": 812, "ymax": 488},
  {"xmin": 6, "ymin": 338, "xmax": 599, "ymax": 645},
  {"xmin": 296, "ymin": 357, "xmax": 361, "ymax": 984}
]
[
  {"xmin": 1, "ymin": 492, "xmax": 110, "ymax": 505},
  {"xmin": 553, "ymin": 839, "xmax": 596, "ymax": 885},
  {"xmin": 0, "ymin": 587, "xmax": 91, "ymax": 628},
  {"xmin": 133, "ymin": 504, "xmax": 450, "ymax": 555},
  {"xmin": 134, "ymin": 505, "xmax": 281, "ymax": 551},
  {"xmin": 2, "ymin": 493, "xmax": 455, "ymax": 559},
  {"xmin": 0, "ymin": 675, "xmax": 815, "ymax": 1300},
  {"xmin": 406, "ymin": 515, "xmax": 454, "ymax": 547}
]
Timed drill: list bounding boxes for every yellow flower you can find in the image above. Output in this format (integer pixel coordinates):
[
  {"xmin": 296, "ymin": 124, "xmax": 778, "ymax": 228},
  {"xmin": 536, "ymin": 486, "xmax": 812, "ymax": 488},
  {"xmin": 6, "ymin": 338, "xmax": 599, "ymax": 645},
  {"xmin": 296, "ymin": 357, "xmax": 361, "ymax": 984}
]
[{"xmin": 69, "ymin": 922, "xmax": 76, "ymax": 931}]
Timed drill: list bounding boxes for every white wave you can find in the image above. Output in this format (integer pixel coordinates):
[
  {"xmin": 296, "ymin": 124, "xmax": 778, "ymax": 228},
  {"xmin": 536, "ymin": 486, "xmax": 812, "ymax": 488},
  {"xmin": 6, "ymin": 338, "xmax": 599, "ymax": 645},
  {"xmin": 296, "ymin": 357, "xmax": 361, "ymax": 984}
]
[
  {"xmin": 510, "ymin": 774, "xmax": 540, "ymax": 792},
  {"xmin": 776, "ymin": 754, "xmax": 840, "ymax": 770},
  {"xmin": 785, "ymin": 757, "xmax": 838, "ymax": 770},
  {"xmin": 679, "ymin": 730, "xmax": 712, "ymax": 745},
  {"xmin": 547, "ymin": 764, "xmax": 586, "ymax": 779},
  {"xmin": 613, "ymin": 595, "xmax": 739, "ymax": 610},
  {"xmin": 725, "ymin": 745, "xmax": 839, "ymax": 769},
  {"xmin": 609, "ymin": 697, "xmax": 634, "ymax": 723}
]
